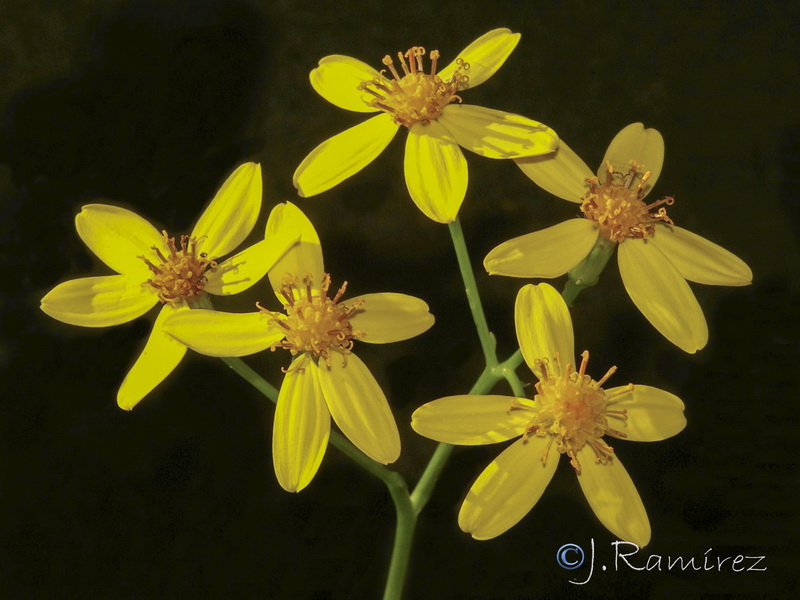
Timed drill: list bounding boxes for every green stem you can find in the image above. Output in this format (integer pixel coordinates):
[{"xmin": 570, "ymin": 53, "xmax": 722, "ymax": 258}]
[
  {"xmin": 448, "ymin": 218, "xmax": 497, "ymax": 366},
  {"xmin": 409, "ymin": 366, "xmax": 495, "ymax": 510},
  {"xmin": 382, "ymin": 472, "xmax": 416, "ymax": 600},
  {"xmin": 562, "ymin": 235, "xmax": 616, "ymax": 305},
  {"xmin": 383, "ymin": 228, "xmax": 619, "ymax": 598}
]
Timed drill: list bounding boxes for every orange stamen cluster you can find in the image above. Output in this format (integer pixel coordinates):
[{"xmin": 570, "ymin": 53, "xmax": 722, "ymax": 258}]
[
  {"xmin": 140, "ymin": 231, "xmax": 216, "ymax": 304},
  {"xmin": 259, "ymin": 273, "xmax": 365, "ymax": 366},
  {"xmin": 580, "ymin": 160, "xmax": 675, "ymax": 243},
  {"xmin": 511, "ymin": 351, "xmax": 632, "ymax": 474},
  {"xmin": 358, "ymin": 46, "xmax": 469, "ymax": 128}
]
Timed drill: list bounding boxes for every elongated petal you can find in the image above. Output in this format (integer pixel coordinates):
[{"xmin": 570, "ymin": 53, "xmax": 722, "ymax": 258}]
[
  {"xmin": 438, "ymin": 28, "xmax": 520, "ymax": 89},
  {"xmin": 117, "ymin": 304, "xmax": 188, "ymax": 410},
  {"xmin": 76, "ymin": 204, "xmax": 166, "ymax": 277},
  {"xmin": 41, "ymin": 274, "xmax": 156, "ymax": 327},
  {"xmin": 205, "ymin": 232, "xmax": 298, "ymax": 296},
  {"xmin": 293, "ymin": 113, "xmax": 398, "ymax": 198},
  {"xmin": 317, "ymin": 352, "xmax": 400, "ymax": 464},
  {"xmin": 599, "ymin": 123, "xmax": 664, "ymax": 197},
  {"xmin": 310, "ymin": 55, "xmax": 383, "ymax": 113},
  {"xmin": 404, "ymin": 120, "xmax": 468, "ymax": 223},
  {"xmin": 514, "ymin": 138, "xmax": 594, "ymax": 202},
  {"xmin": 438, "ymin": 105, "xmax": 557, "ymax": 159},
  {"xmin": 191, "ymin": 163, "xmax": 262, "ymax": 259},
  {"xmin": 576, "ymin": 450, "xmax": 651, "ymax": 547},
  {"xmin": 273, "ymin": 356, "xmax": 331, "ymax": 492},
  {"xmin": 605, "ymin": 385, "xmax": 686, "ymax": 442},
  {"xmin": 411, "ymin": 395, "xmax": 535, "ymax": 445},
  {"xmin": 618, "ymin": 240, "xmax": 708, "ymax": 353},
  {"xmin": 484, "ymin": 219, "xmax": 598, "ymax": 278},
  {"xmin": 265, "ymin": 202, "xmax": 324, "ymax": 301},
  {"xmin": 162, "ymin": 309, "xmax": 284, "ymax": 357},
  {"xmin": 649, "ymin": 226, "xmax": 752, "ymax": 286},
  {"xmin": 515, "ymin": 283, "xmax": 574, "ymax": 378},
  {"xmin": 347, "ymin": 293, "xmax": 434, "ymax": 343},
  {"xmin": 458, "ymin": 435, "xmax": 559, "ymax": 539}
]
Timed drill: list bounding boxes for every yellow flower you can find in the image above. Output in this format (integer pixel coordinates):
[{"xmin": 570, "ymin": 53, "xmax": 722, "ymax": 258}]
[
  {"xmin": 293, "ymin": 28, "xmax": 558, "ymax": 223},
  {"xmin": 484, "ymin": 123, "xmax": 753, "ymax": 353},
  {"xmin": 40, "ymin": 163, "xmax": 295, "ymax": 410},
  {"xmin": 412, "ymin": 283, "xmax": 686, "ymax": 546},
  {"xmin": 162, "ymin": 202, "xmax": 435, "ymax": 492}
]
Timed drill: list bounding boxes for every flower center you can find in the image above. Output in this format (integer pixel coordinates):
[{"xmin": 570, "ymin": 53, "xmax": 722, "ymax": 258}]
[
  {"xmin": 358, "ymin": 46, "xmax": 469, "ymax": 128},
  {"xmin": 580, "ymin": 160, "xmax": 675, "ymax": 243},
  {"xmin": 511, "ymin": 351, "xmax": 631, "ymax": 474},
  {"xmin": 259, "ymin": 273, "xmax": 365, "ymax": 366},
  {"xmin": 139, "ymin": 231, "xmax": 216, "ymax": 304}
]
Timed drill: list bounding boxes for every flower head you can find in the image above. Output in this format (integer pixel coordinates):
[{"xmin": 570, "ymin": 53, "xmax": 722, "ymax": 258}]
[
  {"xmin": 162, "ymin": 202, "xmax": 435, "ymax": 492},
  {"xmin": 484, "ymin": 123, "xmax": 753, "ymax": 353},
  {"xmin": 293, "ymin": 28, "xmax": 558, "ymax": 223},
  {"xmin": 40, "ymin": 163, "xmax": 295, "ymax": 409},
  {"xmin": 411, "ymin": 283, "xmax": 686, "ymax": 545}
]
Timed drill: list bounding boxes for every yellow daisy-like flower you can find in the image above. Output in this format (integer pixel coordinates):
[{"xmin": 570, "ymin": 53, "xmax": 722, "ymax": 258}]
[
  {"xmin": 412, "ymin": 283, "xmax": 686, "ymax": 546},
  {"xmin": 293, "ymin": 28, "xmax": 559, "ymax": 223},
  {"xmin": 162, "ymin": 202, "xmax": 435, "ymax": 492},
  {"xmin": 40, "ymin": 163, "xmax": 295, "ymax": 410},
  {"xmin": 484, "ymin": 123, "xmax": 752, "ymax": 353}
]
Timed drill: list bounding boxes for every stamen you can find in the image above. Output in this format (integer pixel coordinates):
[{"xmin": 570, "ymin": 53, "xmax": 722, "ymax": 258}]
[
  {"xmin": 382, "ymin": 55, "xmax": 401, "ymax": 80},
  {"xmin": 396, "ymin": 51, "xmax": 410, "ymax": 76},
  {"xmin": 429, "ymin": 49, "xmax": 439, "ymax": 74},
  {"xmin": 595, "ymin": 365, "xmax": 617, "ymax": 387},
  {"xmin": 580, "ymin": 160, "xmax": 676, "ymax": 242},
  {"xmin": 360, "ymin": 45, "xmax": 468, "ymax": 128},
  {"xmin": 260, "ymin": 273, "xmax": 364, "ymax": 365},
  {"xmin": 139, "ymin": 230, "xmax": 216, "ymax": 304},
  {"xmin": 578, "ymin": 350, "xmax": 589, "ymax": 377},
  {"xmin": 525, "ymin": 348, "xmax": 631, "ymax": 475}
]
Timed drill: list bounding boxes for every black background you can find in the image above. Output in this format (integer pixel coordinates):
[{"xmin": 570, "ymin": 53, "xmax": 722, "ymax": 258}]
[{"xmin": 1, "ymin": 1, "xmax": 798, "ymax": 598}]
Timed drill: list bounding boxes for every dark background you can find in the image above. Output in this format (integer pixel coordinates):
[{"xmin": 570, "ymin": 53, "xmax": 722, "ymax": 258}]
[{"xmin": 1, "ymin": 1, "xmax": 798, "ymax": 598}]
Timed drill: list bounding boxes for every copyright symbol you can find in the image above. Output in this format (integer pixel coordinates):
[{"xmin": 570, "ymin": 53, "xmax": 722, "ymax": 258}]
[{"xmin": 556, "ymin": 543, "xmax": 584, "ymax": 570}]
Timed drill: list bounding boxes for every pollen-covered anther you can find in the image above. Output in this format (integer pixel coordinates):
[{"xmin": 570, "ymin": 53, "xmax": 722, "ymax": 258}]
[
  {"xmin": 580, "ymin": 160, "xmax": 676, "ymax": 242},
  {"xmin": 139, "ymin": 231, "xmax": 216, "ymax": 304},
  {"xmin": 359, "ymin": 45, "xmax": 470, "ymax": 128},
  {"xmin": 525, "ymin": 350, "xmax": 623, "ymax": 474},
  {"xmin": 258, "ymin": 273, "xmax": 365, "ymax": 366}
]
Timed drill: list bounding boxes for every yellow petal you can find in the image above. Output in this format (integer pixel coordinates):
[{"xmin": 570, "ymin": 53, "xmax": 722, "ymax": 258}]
[
  {"xmin": 317, "ymin": 352, "xmax": 400, "ymax": 464},
  {"xmin": 484, "ymin": 219, "xmax": 599, "ymax": 278},
  {"xmin": 438, "ymin": 28, "xmax": 520, "ymax": 89},
  {"xmin": 191, "ymin": 163, "xmax": 262, "ymax": 259},
  {"xmin": 576, "ymin": 450, "xmax": 651, "ymax": 547},
  {"xmin": 161, "ymin": 309, "xmax": 284, "ymax": 357},
  {"xmin": 273, "ymin": 356, "xmax": 331, "ymax": 492},
  {"xmin": 438, "ymin": 105, "xmax": 558, "ymax": 159},
  {"xmin": 265, "ymin": 202, "xmax": 324, "ymax": 301},
  {"xmin": 76, "ymin": 204, "xmax": 165, "ymax": 277},
  {"xmin": 40, "ymin": 274, "xmax": 156, "ymax": 327},
  {"xmin": 649, "ymin": 226, "xmax": 752, "ymax": 286},
  {"xmin": 618, "ymin": 240, "xmax": 708, "ymax": 353},
  {"xmin": 310, "ymin": 55, "xmax": 383, "ymax": 113},
  {"xmin": 515, "ymin": 283, "xmax": 574, "ymax": 378},
  {"xmin": 404, "ymin": 120, "xmax": 468, "ymax": 223},
  {"xmin": 599, "ymin": 123, "xmax": 664, "ymax": 197},
  {"xmin": 458, "ymin": 435, "xmax": 559, "ymax": 540},
  {"xmin": 117, "ymin": 304, "xmax": 188, "ymax": 410},
  {"xmin": 205, "ymin": 231, "xmax": 298, "ymax": 296},
  {"xmin": 605, "ymin": 385, "xmax": 686, "ymax": 442},
  {"xmin": 514, "ymin": 138, "xmax": 594, "ymax": 202},
  {"xmin": 347, "ymin": 293, "xmax": 434, "ymax": 343},
  {"xmin": 411, "ymin": 395, "xmax": 535, "ymax": 445},
  {"xmin": 293, "ymin": 113, "xmax": 398, "ymax": 197}
]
